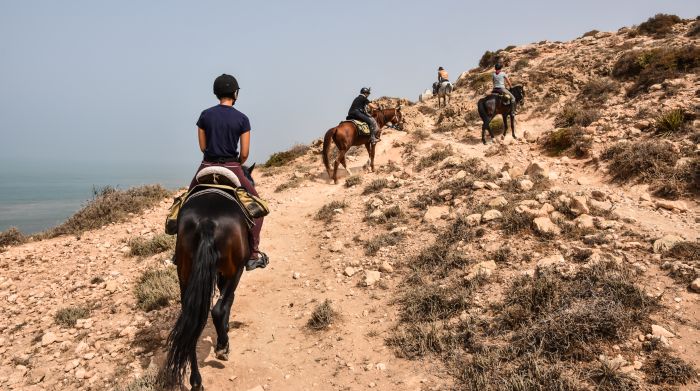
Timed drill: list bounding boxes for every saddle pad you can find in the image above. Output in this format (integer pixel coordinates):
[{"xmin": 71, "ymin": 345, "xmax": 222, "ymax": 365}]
[
  {"xmin": 196, "ymin": 166, "xmax": 242, "ymax": 187},
  {"xmin": 341, "ymin": 120, "xmax": 370, "ymax": 135}
]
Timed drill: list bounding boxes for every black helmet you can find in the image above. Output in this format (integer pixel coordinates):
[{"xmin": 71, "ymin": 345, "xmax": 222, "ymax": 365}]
[
  {"xmin": 213, "ymin": 74, "xmax": 240, "ymax": 98},
  {"xmin": 438, "ymin": 66, "xmax": 444, "ymax": 70},
  {"xmin": 360, "ymin": 87, "xmax": 371, "ymax": 95},
  {"xmin": 495, "ymin": 62, "xmax": 503, "ymax": 70}
]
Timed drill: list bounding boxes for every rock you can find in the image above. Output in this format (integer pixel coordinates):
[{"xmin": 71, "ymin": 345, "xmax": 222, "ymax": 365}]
[
  {"xmin": 467, "ymin": 260, "xmax": 497, "ymax": 280},
  {"xmin": 246, "ymin": 386, "xmax": 265, "ymax": 391},
  {"xmin": 536, "ymin": 253, "xmax": 567, "ymax": 274},
  {"xmin": 570, "ymin": 196, "xmax": 589, "ymax": 215},
  {"xmin": 292, "ymin": 272, "xmax": 301, "ymax": 279},
  {"xmin": 344, "ymin": 267, "xmax": 356, "ymax": 277},
  {"xmin": 465, "ymin": 214, "xmax": 482, "ymax": 226},
  {"xmin": 651, "ymin": 324, "xmax": 674, "ymax": 338},
  {"xmin": 655, "ymin": 199, "xmax": 688, "ymax": 212},
  {"xmin": 472, "ymin": 181, "xmax": 486, "ymax": 190},
  {"xmin": 518, "ymin": 179, "xmax": 534, "ymax": 191},
  {"xmin": 499, "ymin": 171, "xmax": 512, "ymax": 182},
  {"xmin": 423, "ymin": 206, "xmax": 450, "ymax": 223},
  {"xmin": 482, "ymin": 210, "xmax": 503, "ymax": 222},
  {"xmin": 525, "ymin": 161, "xmax": 549, "ymax": 178},
  {"xmin": 485, "ymin": 182, "xmax": 500, "ymax": 190},
  {"xmin": 533, "ymin": 217, "xmax": 561, "ymax": 236},
  {"xmin": 523, "ymin": 130, "xmax": 538, "ymax": 142},
  {"xmin": 588, "ymin": 198, "xmax": 613, "ymax": 211},
  {"xmin": 419, "ymin": 89, "xmax": 433, "ymax": 102},
  {"xmin": 379, "ymin": 262, "xmax": 394, "ymax": 273},
  {"xmin": 75, "ymin": 367, "xmax": 87, "ymax": 380},
  {"xmin": 488, "ymin": 196, "xmax": 508, "ymax": 208},
  {"xmin": 105, "ymin": 280, "xmax": 118, "ymax": 293},
  {"xmin": 591, "ymin": 190, "xmax": 607, "ymax": 201},
  {"xmin": 28, "ymin": 367, "xmax": 47, "ymax": 384},
  {"xmin": 574, "ymin": 214, "xmax": 595, "ymax": 229},
  {"xmin": 368, "ymin": 209, "xmax": 384, "ymax": 219},
  {"xmin": 329, "ymin": 240, "xmax": 345, "ymax": 253},
  {"xmin": 376, "ymin": 363, "xmax": 387, "ymax": 371},
  {"xmin": 363, "ymin": 271, "xmax": 381, "ymax": 286},
  {"xmin": 452, "ymin": 170, "xmax": 467, "ymax": 181},
  {"xmin": 41, "ymin": 332, "xmax": 57, "ymax": 346},
  {"xmin": 119, "ymin": 325, "xmax": 137, "ymax": 338},
  {"xmin": 653, "ymin": 235, "xmax": 683, "ymax": 254},
  {"xmin": 690, "ymin": 278, "xmax": 700, "ymax": 293}
]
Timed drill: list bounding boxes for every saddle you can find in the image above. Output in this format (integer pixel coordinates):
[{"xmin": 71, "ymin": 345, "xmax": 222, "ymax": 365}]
[
  {"xmin": 433, "ymin": 81, "xmax": 451, "ymax": 95},
  {"xmin": 491, "ymin": 89, "xmax": 512, "ymax": 105},
  {"xmin": 341, "ymin": 119, "xmax": 371, "ymax": 136},
  {"xmin": 164, "ymin": 167, "xmax": 270, "ymax": 235}
]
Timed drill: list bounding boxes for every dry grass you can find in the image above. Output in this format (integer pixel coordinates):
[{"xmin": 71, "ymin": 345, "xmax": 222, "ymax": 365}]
[
  {"xmin": 263, "ymin": 144, "xmax": 309, "ymax": 167},
  {"xmin": 654, "ymin": 108, "xmax": 691, "ymax": 135},
  {"xmin": 554, "ymin": 102, "xmax": 600, "ymax": 128},
  {"xmin": 542, "ymin": 126, "xmax": 592, "ymax": 158},
  {"xmin": 688, "ymin": 20, "xmax": 700, "ymax": 37},
  {"xmin": 54, "ymin": 306, "xmax": 91, "ymax": 328},
  {"xmin": 315, "ymin": 200, "xmax": 347, "ymax": 224},
  {"xmin": 345, "ymin": 175, "xmax": 362, "ymax": 188},
  {"xmin": 642, "ymin": 351, "xmax": 696, "ymax": 385},
  {"xmin": 416, "ymin": 145, "xmax": 453, "ymax": 171},
  {"xmin": 274, "ymin": 176, "xmax": 303, "ymax": 192},
  {"xmin": 42, "ymin": 185, "xmax": 170, "ymax": 238},
  {"xmin": 411, "ymin": 128, "xmax": 430, "ymax": 141},
  {"xmin": 587, "ymin": 359, "xmax": 639, "ymax": 391},
  {"xmin": 581, "ymin": 29, "xmax": 599, "ymax": 38},
  {"xmin": 579, "ymin": 78, "xmax": 619, "ymax": 103},
  {"xmin": 512, "ymin": 58, "xmax": 530, "ymax": 72},
  {"xmin": 116, "ymin": 370, "xmax": 164, "ymax": 391},
  {"xmin": 307, "ymin": 299, "xmax": 337, "ymax": 330},
  {"xmin": 135, "ymin": 267, "xmax": 179, "ymax": 312},
  {"xmin": 364, "ymin": 232, "xmax": 405, "ymax": 256},
  {"xmin": 128, "ymin": 234, "xmax": 175, "ymax": 257},
  {"xmin": 636, "ymin": 13, "xmax": 682, "ymax": 37},
  {"xmin": 601, "ymin": 140, "xmax": 677, "ymax": 183},
  {"xmin": 362, "ymin": 178, "xmax": 388, "ymax": 195},
  {"xmin": 612, "ymin": 45, "xmax": 700, "ymax": 97},
  {"xmin": 0, "ymin": 227, "xmax": 26, "ymax": 248}
]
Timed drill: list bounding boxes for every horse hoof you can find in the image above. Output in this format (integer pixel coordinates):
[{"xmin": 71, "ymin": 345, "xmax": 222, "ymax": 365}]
[
  {"xmin": 215, "ymin": 343, "xmax": 230, "ymax": 361},
  {"xmin": 191, "ymin": 384, "xmax": 204, "ymax": 391}
]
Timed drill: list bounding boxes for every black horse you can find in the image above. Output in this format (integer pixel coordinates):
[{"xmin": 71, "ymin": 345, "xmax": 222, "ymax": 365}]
[
  {"xmin": 477, "ymin": 85, "xmax": 525, "ymax": 144},
  {"xmin": 164, "ymin": 165, "xmax": 256, "ymax": 391}
]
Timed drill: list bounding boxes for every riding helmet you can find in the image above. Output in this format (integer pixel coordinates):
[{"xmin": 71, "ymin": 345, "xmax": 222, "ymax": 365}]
[
  {"xmin": 438, "ymin": 66, "xmax": 444, "ymax": 70},
  {"xmin": 494, "ymin": 62, "xmax": 503, "ymax": 70},
  {"xmin": 360, "ymin": 87, "xmax": 371, "ymax": 95},
  {"xmin": 213, "ymin": 74, "xmax": 240, "ymax": 97}
]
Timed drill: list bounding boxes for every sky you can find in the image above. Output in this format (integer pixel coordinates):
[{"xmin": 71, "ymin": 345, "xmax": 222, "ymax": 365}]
[{"xmin": 0, "ymin": 0, "xmax": 697, "ymax": 171}]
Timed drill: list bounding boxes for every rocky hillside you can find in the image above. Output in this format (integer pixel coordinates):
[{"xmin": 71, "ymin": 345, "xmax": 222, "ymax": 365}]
[{"xmin": 0, "ymin": 14, "xmax": 698, "ymax": 391}]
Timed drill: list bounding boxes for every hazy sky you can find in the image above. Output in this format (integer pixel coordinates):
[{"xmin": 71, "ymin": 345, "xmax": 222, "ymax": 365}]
[{"xmin": 0, "ymin": 1, "xmax": 697, "ymax": 169}]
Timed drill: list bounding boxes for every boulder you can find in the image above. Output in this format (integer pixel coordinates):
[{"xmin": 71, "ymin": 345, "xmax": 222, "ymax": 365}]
[
  {"xmin": 379, "ymin": 262, "xmax": 394, "ymax": 273},
  {"xmin": 363, "ymin": 271, "xmax": 381, "ymax": 286},
  {"xmin": 465, "ymin": 214, "xmax": 482, "ymax": 226},
  {"xmin": 344, "ymin": 267, "xmax": 356, "ymax": 277},
  {"xmin": 536, "ymin": 253, "xmax": 567, "ymax": 274},
  {"xmin": 488, "ymin": 196, "xmax": 508, "ymax": 208},
  {"xmin": 523, "ymin": 130, "xmax": 538, "ymax": 142},
  {"xmin": 518, "ymin": 179, "xmax": 534, "ymax": 191},
  {"xmin": 329, "ymin": 240, "xmax": 345, "ymax": 253},
  {"xmin": 570, "ymin": 196, "xmax": 590, "ymax": 215},
  {"xmin": 424, "ymin": 206, "xmax": 450, "ymax": 224},
  {"xmin": 690, "ymin": 278, "xmax": 700, "ymax": 293},
  {"xmin": 655, "ymin": 199, "xmax": 688, "ymax": 212},
  {"xmin": 651, "ymin": 324, "xmax": 674, "ymax": 338},
  {"xmin": 451, "ymin": 170, "xmax": 467, "ymax": 181},
  {"xmin": 574, "ymin": 214, "xmax": 595, "ymax": 229},
  {"xmin": 482, "ymin": 209, "xmax": 503, "ymax": 222},
  {"xmin": 653, "ymin": 235, "xmax": 683, "ymax": 254},
  {"xmin": 533, "ymin": 217, "xmax": 561, "ymax": 236},
  {"xmin": 472, "ymin": 181, "xmax": 486, "ymax": 190},
  {"xmin": 467, "ymin": 260, "xmax": 497, "ymax": 280},
  {"xmin": 525, "ymin": 161, "xmax": 549, "ymax": 178}
]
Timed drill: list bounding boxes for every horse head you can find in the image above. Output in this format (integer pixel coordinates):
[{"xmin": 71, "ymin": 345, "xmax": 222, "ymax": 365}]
[
  {"xmin": 511, "ymin": 85, "xmax": 525, "ymax": 105},
  {"xmin": 242, "ymin": 163, "xmax": 256, "ymax": 186},
  {"xmin": 392, "ymin": 106, "xmax": 404, "ymax": 131}
]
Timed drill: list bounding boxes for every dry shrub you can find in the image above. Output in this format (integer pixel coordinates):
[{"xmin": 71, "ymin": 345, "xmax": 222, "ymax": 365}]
[
  {"xmin": 129, "ymin": 234, "xmax": 175, "ymax": 257},
  {"xmin": 688, "ymin": 20, "xmax": 700, "ymax": 37},
  {"xmin": 364, "ymin": 232, "xmax": 405, "ymax": 256},
  {"xmin": 263, "ymin": 144, "xmax": 309, "ymax": 167},
  {"xmin": 274, "ymin": 176, "xmax": 303, "ymax": 192},
  {"xmin": 43, "ymin": 185, "xmax": 170, "ymax": 238},
  {"xmin": 135, "ymin": 267, "xmax": 179, "ymax": 312},
  {"xmin": 479, "ymin": 50, "xmax": 503, "ymax": 68},
  {"xmin": 411, "ymin": 128, "xmax": 430, "ymax": 140},
  {"xmin": 0, "ymin": 227, "xmax": 26, "ymax": 248},
  {"xmin": 500, "ymin": 206, "xmax": 532, "ymax": 234},
  {"xmin": 416, "ymin": 145, "xmax": 453, "ymax": 171},
  {"xmin": 601, "ymin": 140, "xmax": 677, "ymax": 183},
  {"xmin": 554, "ymin": 102, "xmax": 600, "ymax": 128},
  {"xmin": 512, "ymin": 58, "xmax": 529, "ymax": 72},
  {"xmin": 345, "ymin": 175, "xmax": 362, "ymax": 188},
  {"xmin": 587, "ymin": 359, "xmax": 639, "ymax": 391},
  {"xmin": 307, "ymin": 299, "xmax": 337, "ymax": 330},
  {"xmin": 434, "ymin": 122, "xmax": 460, "ymax": 133},
  {"xmin": 654, "ymin": 108, "xmax": 691, "ymax": 135},
  {"xmin": 386, "ymin": 320, "xmax": 475, "ymax": 359},
  {"xmin": 581, "ymin": 29, "xmax": 599, "ymax": 38},
  {"xmin": 636, "ymin": 13, "xmax": 682, "ymax": 37},
  {"xmin": 642, "ymin": 351, "xmax": 696, "ymax": 385},
  {"xmin": 665, "ymin": 241, "xmax": 700, "ymax": 265},
  {"xmin": 612, "ymin": 45, "xmax": 700, "ymax": 96},
  {"xmin": 398, "ymin": 282, "xmax": 481, "ymax": 323},
  {"xmin": 468, "ymin": 72, "xmax": 493, "ymax": 93},
  {"xmin": 54, "ymin": 306, "xmax": 91, "ymax": 328},
  {"xmin": 315, "ymin": 200, "xmax": 346, "ymax": 224},
  {"xmin": 542, "ymin": 126, "xmax": 592, "ymax": 158},
  {"xmin": 362, "ymin": 178, "xmax": 388, "ymax": 195},
  {"xmin": 367, "ymin": 205, "xmax": 404, "ymax": 225},
  {"xmin": 417, "ymin": 106, "xmax": 436, "ymax": 115},
  {"xmin": 116, "ymin": 369, "xmax": 164, "ymax": 391},
  {"xmin": 579, "ymin": 78, "xmax": 619, "ymax": 103}
]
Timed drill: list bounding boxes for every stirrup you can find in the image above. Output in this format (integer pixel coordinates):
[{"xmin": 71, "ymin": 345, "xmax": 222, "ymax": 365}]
[{"xmin": 246, "ymin": 252, "xmax": 269, "ymax": 271}]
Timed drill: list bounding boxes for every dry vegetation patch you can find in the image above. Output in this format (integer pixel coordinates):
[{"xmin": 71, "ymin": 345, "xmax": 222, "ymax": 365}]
[
  {"xmin": 636, "ymin": 13, "xmax": 682, "ymax": 37},
  {"xmin": 416, "ymin": 145, "xmax": 453, "ymax": 171},
  {"xmin": 345, "ymin": 175, "xmax": 362, "ymax": 188},
  {"xmin": 135, "ymin": 267, "xmax": 179, "ymax": 312},
  {"xmin": 128, "ymin": 234, "xmax": 175, "ymax": 257},
  {"xmin": 554, "ymin": 101, "xmax": 600, "ymax": 128},
  {"xmin": 542, "ymin": 126, "xmax": 592, "ymax": 158},
  {"xmin": 364, "ymin": 232, "xmax": 405, "ymax": 256},
  {"xmin": 54, "ymin": 306, "xmax": 91, "ymax": 328},
  {"xmin": 362, "ymin": 178, "xmax": 388, "ymax": 195},
  {"xmin": 612, "ymin": 45, "xmax": 700, "ymax": 96},
  {"xmin": 315, "ymin": 200, "xmax": 347, "ymax": 224},
  {"xmin": 307, "ymin": 299, "xmax": 338, "ymax": 331},
  {"xmin": 0, "ymin": 227, "xmax": 26, "ymax": 248},
  {"xmin": 642, "ymin": 351, "xmax": 696, "ymax": 385},
  {"xmin": 263, "ymin": 144, "xmax": 309, "ymax": 167}
]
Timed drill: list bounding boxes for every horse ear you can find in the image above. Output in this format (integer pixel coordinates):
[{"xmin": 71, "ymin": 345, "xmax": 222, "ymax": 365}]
[{"xmin": 249, "ymin": 163, "xmax": 256, "ymax": 173}]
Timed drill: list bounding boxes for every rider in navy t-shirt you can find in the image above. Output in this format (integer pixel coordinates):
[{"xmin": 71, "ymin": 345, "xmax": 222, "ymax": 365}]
[{"xmin": 196, "ymin": 105, "xmax": 251, "ymax": 161}]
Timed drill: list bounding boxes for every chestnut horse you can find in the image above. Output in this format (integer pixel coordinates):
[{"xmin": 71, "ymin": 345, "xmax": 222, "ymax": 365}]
[
  {"xmin": 164, "ymin": 166, "xmax": 256, "ymax": 390},
  {"xmin": 322, "ymin": 107, "xmax": 403, "ymax": 184}
]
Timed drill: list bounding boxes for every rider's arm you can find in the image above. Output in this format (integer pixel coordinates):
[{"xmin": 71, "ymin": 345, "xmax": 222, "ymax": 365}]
[
  {"xmin": 505, "ymin": 76, "xmax": 513, "ymax": 89},
  {"xmin": 198, "ymin": 128, "xmax": 206, "ymax": 152},
  {"xmin": 239, "ymin": 131, "xmax": 250, "ymax": 164}
]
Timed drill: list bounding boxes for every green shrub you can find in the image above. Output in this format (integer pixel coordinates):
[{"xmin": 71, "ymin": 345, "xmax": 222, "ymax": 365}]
[
  {"xmin": 263, "ymin": 144, "xmax": 309, "ymax": 167},
  {"xmin": 54, "ymin": 306, "xmax": 91, "ymax": 328},
  {"xmin": 135, "ymin": 267, "xmax": 179, "ymax": 312},
  {"xmin": 637, "ymin": 13, "xmax": 682, "ymax": 37},
  {"xmin": 42, "ymin": 185, "xmax": 170, "ymax": 238},
  {"xmin": 479, "ymin": 50, "xmax": 502, "ymax": 68},
  {"xmin": 0, "ymin": 227, "xmax": 26, "ymax": 248},
  {"xmin": 128, "ymin": 234, "xmax": 175, "ymax": 257}
]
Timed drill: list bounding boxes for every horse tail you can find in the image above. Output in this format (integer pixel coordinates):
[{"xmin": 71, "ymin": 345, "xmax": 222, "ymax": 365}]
[
  {"xmin": 477, "ymin": 97, "xmax": 488, "ymax": 123},
  {"xmin": 322, "ymin": 127, "xmax": 336, "ymax": 178},
  {"xmin": 165, "ymin": 219, "xmax": 218, "ymax": 385}
]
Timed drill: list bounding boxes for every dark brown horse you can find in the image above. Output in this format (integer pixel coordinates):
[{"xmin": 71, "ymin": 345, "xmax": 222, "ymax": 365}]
[
  {"xmin": 477, "ymin": 85, "xmax": 525, "ymax": 144},
  {"xmin": 164, "ymin": 166, "xmax": 256, "ymax": 390},
  {"xmin": 322, "ymin": 107, "xmax": 403, "ymax": 184}
]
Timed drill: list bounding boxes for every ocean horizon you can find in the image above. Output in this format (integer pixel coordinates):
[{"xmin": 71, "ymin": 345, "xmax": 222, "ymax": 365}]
[{"xmin": 0, "ymin": 158, "xmax": 196, "ymax": 234}]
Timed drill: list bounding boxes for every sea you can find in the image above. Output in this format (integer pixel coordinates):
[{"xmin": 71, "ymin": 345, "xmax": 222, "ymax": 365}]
[{"xmin": 0, "ymin": 159, "xmax": 194, "ymax": 234}]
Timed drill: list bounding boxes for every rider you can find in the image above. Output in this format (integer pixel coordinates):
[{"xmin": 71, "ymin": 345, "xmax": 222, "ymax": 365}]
[
  {"xmin": 190, "ymin": 74, "xmax": 268, "ymax": 271},
  {"xmin": 347, "ymin": 87, "xmax": 379, "ymax": 144},
  {"xmin": 433, "ymin": 66, "xmax": 450, "ymax": 95},
  {"xmin": 492, "ymin": 62, "xmax": 516, "ymax": 111}
]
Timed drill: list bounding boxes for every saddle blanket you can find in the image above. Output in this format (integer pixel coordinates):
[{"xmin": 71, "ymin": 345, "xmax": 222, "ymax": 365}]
[{"xmin": 341, "ymin": 119, "xmax": 370, "ymax": 135}]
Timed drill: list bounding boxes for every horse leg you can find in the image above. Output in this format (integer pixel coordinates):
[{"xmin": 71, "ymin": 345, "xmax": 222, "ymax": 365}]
[
  {"xmin": 332, "ymin": 149, "xmax": 341, "ymax": 184},
  {"xmin": 502, "ymin": 114, "xmax": 508, "ymax": 139},
  {"xmin": 510, "ymin": 113, "xmax": 517, "ymax": 139},
  {"xmin": 338, "ymin": 149, "xmax": 351, "ymax": 176},
  {"xmin": 370, "ymin": 143, "xmax": 376, "ymax": 172},
  {"xmin": 189, "ymin": 350, "xmax": 203, "ymax": 390},
  {"xmin": 211, "ymin": 268, "xmax": 243, "ymax": 361}
]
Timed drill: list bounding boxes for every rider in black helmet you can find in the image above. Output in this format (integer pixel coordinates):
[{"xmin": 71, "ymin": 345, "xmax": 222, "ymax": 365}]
[{"xmin": 347, "ymin": 87, "xmax": 379, "ymax": 144}]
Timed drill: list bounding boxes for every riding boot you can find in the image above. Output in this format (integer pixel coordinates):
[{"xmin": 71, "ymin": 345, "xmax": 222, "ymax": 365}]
[{"xmin": 369, "ymin": 126, "xmax": 379, "ymax": 144}]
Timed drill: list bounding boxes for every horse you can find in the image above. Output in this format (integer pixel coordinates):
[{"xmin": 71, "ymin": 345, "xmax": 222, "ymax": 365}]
[
  {"xmin": 164, "ymin": 165, "xmax": 257, "ymax": 391},
  {"xmin": 476, "ymin": 85, "xmax": 525, "ymax": 144},
  {"xmin": 322, "ymin": 106, "xmax": 403, "ymax": 184},
  {"xmin": 436, "ymin": 81, "xmax": 453, "ymax": 108}
]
